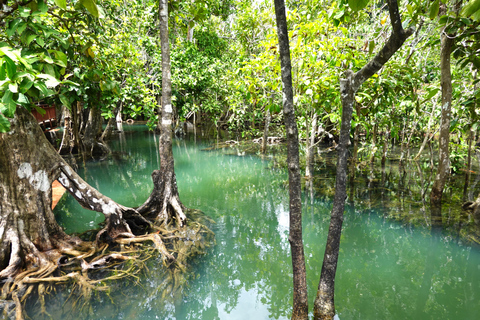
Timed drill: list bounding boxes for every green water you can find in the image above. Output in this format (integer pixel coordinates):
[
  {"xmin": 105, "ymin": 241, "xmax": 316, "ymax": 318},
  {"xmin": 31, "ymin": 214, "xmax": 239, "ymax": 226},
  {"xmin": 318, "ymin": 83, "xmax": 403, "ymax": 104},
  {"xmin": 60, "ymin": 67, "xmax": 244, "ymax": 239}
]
[{"xmin": 54, "ymin": 127, "xmax": 480, "ymax": 320}]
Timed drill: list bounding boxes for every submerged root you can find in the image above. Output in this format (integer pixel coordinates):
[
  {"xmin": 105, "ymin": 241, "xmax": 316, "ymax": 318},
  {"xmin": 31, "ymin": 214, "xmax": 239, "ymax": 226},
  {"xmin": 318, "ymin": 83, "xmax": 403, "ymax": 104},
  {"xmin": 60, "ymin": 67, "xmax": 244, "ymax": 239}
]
[{"xmin": 1, "ymin": 208, "xmax": 214, "ymax": 319}]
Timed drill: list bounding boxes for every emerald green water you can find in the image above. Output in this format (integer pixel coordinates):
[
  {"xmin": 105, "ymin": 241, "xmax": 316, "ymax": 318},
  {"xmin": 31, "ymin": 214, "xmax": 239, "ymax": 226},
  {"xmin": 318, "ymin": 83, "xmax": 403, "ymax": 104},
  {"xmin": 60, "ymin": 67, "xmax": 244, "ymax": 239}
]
[{"xmin": 54, "ymin": 126, "xmax": 480, "ymax": 320}]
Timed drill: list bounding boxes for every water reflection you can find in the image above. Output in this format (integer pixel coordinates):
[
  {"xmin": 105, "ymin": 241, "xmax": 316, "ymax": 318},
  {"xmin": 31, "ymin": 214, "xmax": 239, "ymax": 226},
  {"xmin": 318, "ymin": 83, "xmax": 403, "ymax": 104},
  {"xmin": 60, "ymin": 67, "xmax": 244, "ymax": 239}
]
[{"xmin": 52, "ymin": 127, "xmax": 480, "ymax": 320}]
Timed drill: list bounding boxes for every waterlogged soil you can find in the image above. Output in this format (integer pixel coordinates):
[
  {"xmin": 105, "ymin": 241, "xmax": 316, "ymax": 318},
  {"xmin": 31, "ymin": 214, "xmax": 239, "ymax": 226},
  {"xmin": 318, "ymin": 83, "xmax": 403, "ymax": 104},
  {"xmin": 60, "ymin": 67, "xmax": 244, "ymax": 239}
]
[{"xmin": 45, "ymin": 126, "xmax": 480, "ymax": 319}]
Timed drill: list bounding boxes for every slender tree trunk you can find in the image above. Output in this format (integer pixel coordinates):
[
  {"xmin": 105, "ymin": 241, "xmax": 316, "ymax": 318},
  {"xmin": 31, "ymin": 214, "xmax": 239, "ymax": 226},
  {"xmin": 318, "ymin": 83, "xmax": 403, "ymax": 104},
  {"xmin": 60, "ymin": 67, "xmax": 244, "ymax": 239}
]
[
  {"xmin": 314, "ymin": 71, "xmax": 355, "ymax": 320},
  {"xmin": 463, "ymin": 128, "xmax": 475, "ymax": 202},
  {"xmin": 306, "ymin": 112, "xmax": 318, "ymax": 178},
  {"xmin": 314, "ymin": 1, "xmax": 413, "ymax": 318},
  {"xmin": 262, "ymin": 108, "xmax": 271, "ymax": 154},
  {"xmin": 430, "ymin": 21, "xmax": 455, "ymax": 228},
  {"xmin": 274, "ymin": 1, "xmax": 308, "ymax": 318},
  {"xmin": 369, "ymin": 123, "xmax": 378, "ymax": 164},
  {"xmin": 58, "ymin": 106, "xmax": 75, "ymax": 155},
  {"xmin": 414, "ymin": 102, "xmax": 437, "ymax": 160},
  {"xmin": 381, "ymin": 127, "xmax": 390, "ymax": 167},
  {"xmin": 136, "ymin": 0, "xmax": 186, "ymax": 226}
]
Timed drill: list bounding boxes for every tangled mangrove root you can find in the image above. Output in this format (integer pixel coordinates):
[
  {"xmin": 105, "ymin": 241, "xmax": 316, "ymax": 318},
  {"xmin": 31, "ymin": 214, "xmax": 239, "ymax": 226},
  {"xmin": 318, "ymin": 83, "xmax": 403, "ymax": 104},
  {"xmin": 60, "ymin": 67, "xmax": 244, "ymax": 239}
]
[{"xmin": 0, "ymin": 209, "xmax": 215, "ymax": 320}]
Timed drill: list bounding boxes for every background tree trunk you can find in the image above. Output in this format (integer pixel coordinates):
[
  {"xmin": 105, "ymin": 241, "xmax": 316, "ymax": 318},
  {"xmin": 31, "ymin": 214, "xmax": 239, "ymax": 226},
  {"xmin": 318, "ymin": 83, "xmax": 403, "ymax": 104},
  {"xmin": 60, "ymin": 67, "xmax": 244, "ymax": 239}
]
[
  {"xmin": 262, "ymin": 108, "xmax": 271, "ymax": 154},
  {"xmin": 273, "ymin": 1, "xmax": 308, "ymax": 319},
  {"xmin": 306, "ymin": 112, "xmax": 318, "ymax": 178},
  {"xmin": 430, "ymin": 16, "xmax": 454, "ymax": 228}
]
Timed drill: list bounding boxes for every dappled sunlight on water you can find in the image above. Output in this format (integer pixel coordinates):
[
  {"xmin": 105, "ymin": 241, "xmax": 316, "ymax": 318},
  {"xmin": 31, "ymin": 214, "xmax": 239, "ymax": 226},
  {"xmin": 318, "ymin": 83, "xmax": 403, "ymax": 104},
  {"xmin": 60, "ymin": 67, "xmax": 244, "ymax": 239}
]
[{"xmin": 52, "ymin": 126, "xmax": 480, "ymax": 319}]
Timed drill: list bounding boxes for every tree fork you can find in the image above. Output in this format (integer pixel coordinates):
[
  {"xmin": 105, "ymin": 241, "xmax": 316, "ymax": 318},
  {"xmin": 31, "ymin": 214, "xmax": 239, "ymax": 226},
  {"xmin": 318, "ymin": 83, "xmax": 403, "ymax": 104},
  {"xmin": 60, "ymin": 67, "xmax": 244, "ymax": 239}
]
[{"xmin": 314, "ymin": 1, "xmax": 413, "ymax": 318}]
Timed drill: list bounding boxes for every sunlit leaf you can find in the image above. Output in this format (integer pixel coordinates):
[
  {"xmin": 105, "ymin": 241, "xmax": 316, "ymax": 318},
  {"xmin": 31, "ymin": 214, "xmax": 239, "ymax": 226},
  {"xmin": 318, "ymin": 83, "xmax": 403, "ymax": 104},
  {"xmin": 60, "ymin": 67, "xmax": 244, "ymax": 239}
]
[
  {"xmin": 348, "ymin": 0, "xmax": 369, "ymax": 12},
  {"xmin": 37, "ymin": 74, "xmax": 60, "ymax": 88},
  {"xmin": 8, "ymin": 83, "xmax": 18, "ymax": 93},
  {"xmin": 80, "ymin": 0, "xmax": 100, "ymax": 17},
  {"xmin": 5, "ymin": 57, "xmax": 16, "ymax": 80},
  {"xmin": 54, "ymin": 0, "xmax": 67, "ymax": 10},
  {"xmin": 461, "ymin": 0, "xmax": 480, "ymax": 19},
  {"xmin": 368, "ymin": 40, "xmax": 375, "ymax": 55}
]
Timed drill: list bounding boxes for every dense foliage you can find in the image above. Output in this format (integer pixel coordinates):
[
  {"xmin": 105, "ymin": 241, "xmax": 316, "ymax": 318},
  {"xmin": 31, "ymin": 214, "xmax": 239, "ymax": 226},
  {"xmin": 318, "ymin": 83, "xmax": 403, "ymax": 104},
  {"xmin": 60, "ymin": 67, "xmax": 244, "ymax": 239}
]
[{"xmin": 1, "ymin": 0, "xmax": 480, "ymax": 168}]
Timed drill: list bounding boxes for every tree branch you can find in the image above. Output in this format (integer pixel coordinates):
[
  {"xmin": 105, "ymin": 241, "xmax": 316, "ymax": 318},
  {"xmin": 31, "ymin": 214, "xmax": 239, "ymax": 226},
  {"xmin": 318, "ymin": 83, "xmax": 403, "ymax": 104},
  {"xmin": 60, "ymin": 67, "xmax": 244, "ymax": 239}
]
[{"xmin": 353, "ymin": 0, "xmax": 414, "ymax": 91}]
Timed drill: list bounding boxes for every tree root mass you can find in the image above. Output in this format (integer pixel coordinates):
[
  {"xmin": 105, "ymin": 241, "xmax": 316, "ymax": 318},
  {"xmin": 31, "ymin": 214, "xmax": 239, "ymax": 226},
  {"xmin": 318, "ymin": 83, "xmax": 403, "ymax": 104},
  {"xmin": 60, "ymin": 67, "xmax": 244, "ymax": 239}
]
[{"xmin": 0, "ymin": 209, "xmax": 215, "ymax": 320}]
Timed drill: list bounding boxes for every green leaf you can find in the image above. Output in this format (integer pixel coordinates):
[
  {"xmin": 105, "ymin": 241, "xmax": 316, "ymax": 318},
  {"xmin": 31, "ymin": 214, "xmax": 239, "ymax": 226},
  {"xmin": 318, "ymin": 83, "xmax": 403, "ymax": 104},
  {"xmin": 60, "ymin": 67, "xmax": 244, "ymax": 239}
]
[
  {"xmin": 462, "ymin": 0, "xmax": 480, "ymax": 19},
  {"xmin": 0, "ymin": 112, "xmax": 11, "ymax": 132},
  {"xmin": 54, "ymin": 0, "xmax": 67, "ymax": 10},
  {"xmin": 37, "ymin": 0, "xmax": 48, "ymax": 13},
  {"xmin": 348, "ymin": 0, "xmax": 370, "ymax": 12},
  {"xmin": 7, "ymin": 19, "xmax": 22, "ymax": 38},
  {"xmin": 59, "ymin": 94, "xmax": 71, "ymax": 108},
  {"xmin": 17, "ymin": 93, "xmax": 29, "ymax": 105},
  {"xmin": 430, "ymin": 0, "xmax": 440, "ymax": 20},
  {"xmin": 1, "ymin": 90, "xmax": 16, "ymax": 118},
  {"xmin": 37, "ymin": 37, "xmax": 45, "ymax": 47},
  {"xmin": 19, "ymin": 78, "xmax": 34, "ymax": 93},
  {"xmin": 368, "ymin": 40, "xmax": 375, "ymax": 55},
  {"xmin": 0, "ymin": 64, "xmax": 5, "ymax": 81},
  {"xmin": 80, "ymin": 0, "xmax": 100, "ymax": 17},
  {"xmin": 51, "ymin": 50, "xmax": 68, "ymax": 67},
  {"xmin": 5, "ymin": 57, "xmax": 16, "ymax": 80},
  {"xmin": 34, "ymin": 82, "xmax": 50, "ymax": 96},
  {"xmin": 33, "ymin": 105, "xmax": 46, "ymax": 116},
  {"xmin": 16, "ymin": 22, "xmax": 27, "ymax": 35}
]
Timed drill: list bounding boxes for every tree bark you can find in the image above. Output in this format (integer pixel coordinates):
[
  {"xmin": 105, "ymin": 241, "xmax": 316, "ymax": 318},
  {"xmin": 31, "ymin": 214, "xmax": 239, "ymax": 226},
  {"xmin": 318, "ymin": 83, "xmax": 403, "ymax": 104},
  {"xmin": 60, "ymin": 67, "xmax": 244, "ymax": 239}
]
[
  {"xmin": 430, "ymin": 21, "xmax": 454, "ymax": 228},
  {"xmin": 314, "ymin": 1, "xmax": 413, "ymax": 319},
  {"xmin": 136, "ymin": 0, "xmax": 186, "ymax": 227},
  {"xmin": 261, "ymin": 108, "xmax": 271, "ymax": 154},
  {"xmin": 0, "ymin": 108, "xmax": 147, "ymax": 281},
  {"xmin": 83, "ymin": 105, "xmax": 109, "ymax": 158},
  {"xmin": 273, "ymin": 0, "xmax": 308, "ymax": 319}
]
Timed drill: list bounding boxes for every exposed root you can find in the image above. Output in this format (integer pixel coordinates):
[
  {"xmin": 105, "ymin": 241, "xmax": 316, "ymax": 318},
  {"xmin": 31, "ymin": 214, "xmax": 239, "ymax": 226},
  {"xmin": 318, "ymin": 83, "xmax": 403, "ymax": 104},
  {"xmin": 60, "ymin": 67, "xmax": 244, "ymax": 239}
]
[
  {"xmin": 116, "ymin": 234, "xmax": 175, "ymax": 261},
  {"xmin": 1, "ymin": 209, "xmax": 214, "ymax": 319}
]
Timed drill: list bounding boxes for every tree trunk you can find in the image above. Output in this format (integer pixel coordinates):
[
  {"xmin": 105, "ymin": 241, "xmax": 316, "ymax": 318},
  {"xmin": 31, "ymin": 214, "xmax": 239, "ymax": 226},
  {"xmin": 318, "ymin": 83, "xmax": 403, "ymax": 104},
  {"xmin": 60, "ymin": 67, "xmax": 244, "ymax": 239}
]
[
  {"xmin": 261, "ymin": 108, "xmax": 271, "ymax": 154},
  {"xmin": 314, "ymin": 71, "xmax": 355, "ymax": 320},
  {"xmin": 430, "ymin": 22, "xmax": 454, "ymax": 228},
  {"xmin": 306, "ymin": 112, "xmax": 318, "ymax": 178},
  {"xmin": 381, "ymin": 126, "xmax": 390, "ymax": 167},
  {"xmin": 83, "ymin": 106, "xmax": 109, "ymax": 158},
  {"xmin": 58, "ymin": 106, "xmax": 75, "ymax": 155},
  {"xmin": 314, "ymin": 1, "xmax": 413, "ymax": 318},
  {"xmin": 0, "ymin": 108, "xmax": 146, "ymax": 281},
  {"xmin": 274, "ymin": 0, "xmax": 308, "ymax": 319},
  {"xmin": 136, "ymin": 0, "xmax": 186, "ymax": 227},
  {"xmin": 413, "ymin": 101, "xmax": 436, "ymax": 161}
]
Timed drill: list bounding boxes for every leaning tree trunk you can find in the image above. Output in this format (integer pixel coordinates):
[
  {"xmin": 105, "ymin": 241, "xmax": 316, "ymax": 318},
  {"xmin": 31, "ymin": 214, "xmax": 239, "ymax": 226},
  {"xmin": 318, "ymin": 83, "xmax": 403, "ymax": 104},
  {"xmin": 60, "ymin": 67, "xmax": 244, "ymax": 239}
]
[
  {"xmin": 136, "ymin": 0, "xmax": 186, "ymax": 227},
  {"xmin": 314, "ymin": 1, "xmax": 413, "ymax": 319},
  {"xmin": 430, "ymin": 17, "xmax": 455, "ymax": 228},
  {"xmin": 0, "ymin": 107, "xmax": 148, "ymax": 282},
  {"xmin": 274, "ymin": 0, "xmax": 308, "ymax": 319}
]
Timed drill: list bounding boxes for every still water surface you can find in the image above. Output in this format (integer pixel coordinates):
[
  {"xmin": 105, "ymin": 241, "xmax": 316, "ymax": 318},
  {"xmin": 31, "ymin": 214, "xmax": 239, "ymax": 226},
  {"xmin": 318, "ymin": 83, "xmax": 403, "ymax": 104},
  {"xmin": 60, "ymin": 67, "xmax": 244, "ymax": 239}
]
[{"xmin": 55, "ymin": 126, "xmax": 480, "ymax": 319}]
